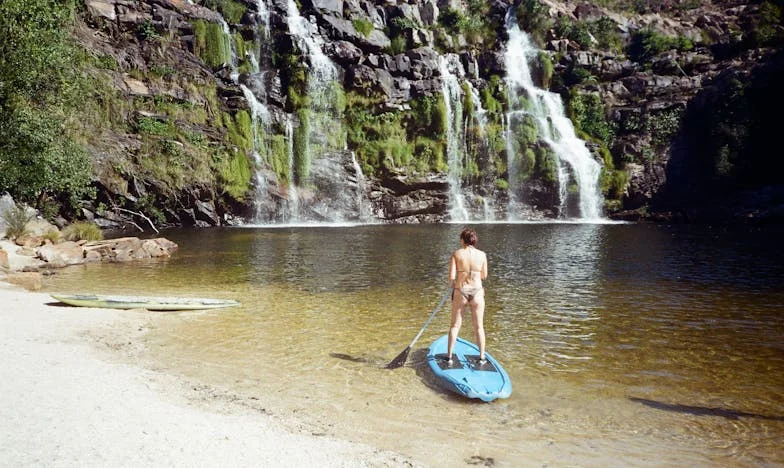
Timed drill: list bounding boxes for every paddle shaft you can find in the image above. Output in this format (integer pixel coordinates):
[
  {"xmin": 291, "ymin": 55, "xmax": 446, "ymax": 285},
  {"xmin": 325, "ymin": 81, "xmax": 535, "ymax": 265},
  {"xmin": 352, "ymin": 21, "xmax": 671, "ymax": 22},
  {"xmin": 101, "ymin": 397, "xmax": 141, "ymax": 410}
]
[
  {"xmin": 407, "ymin": 286, "xmax": 452, "ymax": 349},
  {"xmin": 386, "ymin": 286, "xmax": 453, "ymax": 369}
]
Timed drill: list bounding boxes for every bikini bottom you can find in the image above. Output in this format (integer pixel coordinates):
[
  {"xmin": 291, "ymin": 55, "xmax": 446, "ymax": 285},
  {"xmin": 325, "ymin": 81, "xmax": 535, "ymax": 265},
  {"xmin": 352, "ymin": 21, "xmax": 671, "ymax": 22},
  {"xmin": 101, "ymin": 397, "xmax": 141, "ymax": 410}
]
[{"xmin": 453, "ymin": 286, "xmax": 483, "ymax": 302}]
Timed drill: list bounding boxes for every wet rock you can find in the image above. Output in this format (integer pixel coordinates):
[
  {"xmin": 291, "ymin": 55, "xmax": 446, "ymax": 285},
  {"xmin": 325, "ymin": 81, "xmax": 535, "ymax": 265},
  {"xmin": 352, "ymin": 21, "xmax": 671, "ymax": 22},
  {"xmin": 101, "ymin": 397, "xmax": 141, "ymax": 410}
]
[
  {"xmin": 324, "ymin": 40, "xmax": 363, "ymax": 65},
  {"xmin": 194, "ymin": 199, "xmax": 220, "ymax": 226}
]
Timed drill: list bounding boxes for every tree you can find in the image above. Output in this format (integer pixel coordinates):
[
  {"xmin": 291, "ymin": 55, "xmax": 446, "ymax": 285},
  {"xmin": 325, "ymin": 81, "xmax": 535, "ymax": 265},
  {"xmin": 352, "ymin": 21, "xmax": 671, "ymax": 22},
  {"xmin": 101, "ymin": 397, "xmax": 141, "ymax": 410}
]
[{"xmin": 0, "ymin": 0, "xmax": 93, "ymax": 214}]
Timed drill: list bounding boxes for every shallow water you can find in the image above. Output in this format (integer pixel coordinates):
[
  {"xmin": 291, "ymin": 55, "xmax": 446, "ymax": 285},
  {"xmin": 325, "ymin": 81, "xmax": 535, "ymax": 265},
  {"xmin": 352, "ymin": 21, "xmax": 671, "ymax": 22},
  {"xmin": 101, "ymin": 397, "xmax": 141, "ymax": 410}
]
[{"xmin": 44, "ymin": 223, "xmax": 784, "ymax": 466}]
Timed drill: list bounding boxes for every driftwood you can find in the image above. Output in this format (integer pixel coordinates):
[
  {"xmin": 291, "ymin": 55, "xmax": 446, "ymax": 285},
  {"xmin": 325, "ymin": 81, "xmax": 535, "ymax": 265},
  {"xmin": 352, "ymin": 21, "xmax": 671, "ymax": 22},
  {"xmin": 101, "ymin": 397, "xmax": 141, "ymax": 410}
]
[{"xmin": 113, "ymin": 207, "xmax": 159, "ymax": 234}]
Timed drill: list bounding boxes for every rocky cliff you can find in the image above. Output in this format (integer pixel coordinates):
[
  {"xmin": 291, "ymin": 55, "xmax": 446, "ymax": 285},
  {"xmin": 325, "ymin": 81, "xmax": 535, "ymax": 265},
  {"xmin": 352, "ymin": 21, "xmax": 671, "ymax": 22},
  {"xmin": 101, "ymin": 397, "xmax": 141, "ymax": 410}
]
[{"xmin": 66, "ymin": 0, "xmax": 784, "ymax": 225}]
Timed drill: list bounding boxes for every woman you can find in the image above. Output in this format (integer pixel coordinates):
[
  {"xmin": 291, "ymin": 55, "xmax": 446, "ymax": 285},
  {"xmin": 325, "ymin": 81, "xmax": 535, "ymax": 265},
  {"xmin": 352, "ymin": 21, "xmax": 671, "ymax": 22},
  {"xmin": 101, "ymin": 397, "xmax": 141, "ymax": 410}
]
[{"xmin": 447, "ymin": 228, "xmax": 488, "ymax": 364}]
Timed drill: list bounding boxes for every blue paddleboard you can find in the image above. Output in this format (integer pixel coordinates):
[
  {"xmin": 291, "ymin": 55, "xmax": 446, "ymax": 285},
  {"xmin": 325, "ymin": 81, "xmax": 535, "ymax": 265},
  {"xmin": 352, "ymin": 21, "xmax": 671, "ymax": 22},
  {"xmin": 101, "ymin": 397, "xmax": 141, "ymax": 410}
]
[{"xmin": 426, "ymin": 335, "xmax": 512, "ymax": 402}]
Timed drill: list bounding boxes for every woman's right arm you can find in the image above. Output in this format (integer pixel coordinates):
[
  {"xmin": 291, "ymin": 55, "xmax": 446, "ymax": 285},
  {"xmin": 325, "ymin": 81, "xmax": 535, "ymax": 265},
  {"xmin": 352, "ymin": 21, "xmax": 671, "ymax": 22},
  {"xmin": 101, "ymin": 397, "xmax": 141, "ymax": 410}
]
[{"xmin": 448, "ymin": 253, "xmax": 457, "ymax": 286}]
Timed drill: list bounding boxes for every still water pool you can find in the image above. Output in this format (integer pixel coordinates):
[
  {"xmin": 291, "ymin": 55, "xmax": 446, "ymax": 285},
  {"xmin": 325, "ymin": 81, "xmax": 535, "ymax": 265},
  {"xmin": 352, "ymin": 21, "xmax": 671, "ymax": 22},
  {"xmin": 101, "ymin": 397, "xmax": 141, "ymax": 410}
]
[{"xmin": 44, "ymin": 223, "xmax": 784, "ymax": 466}]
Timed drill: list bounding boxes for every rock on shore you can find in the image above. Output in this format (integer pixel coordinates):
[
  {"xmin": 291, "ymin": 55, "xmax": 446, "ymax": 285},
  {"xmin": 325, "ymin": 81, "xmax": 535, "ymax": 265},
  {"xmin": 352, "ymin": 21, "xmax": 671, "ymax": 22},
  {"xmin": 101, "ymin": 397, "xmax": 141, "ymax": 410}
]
[{"xmin": 0, "ymin": 237, "xmax": 178, "ymax": 290}]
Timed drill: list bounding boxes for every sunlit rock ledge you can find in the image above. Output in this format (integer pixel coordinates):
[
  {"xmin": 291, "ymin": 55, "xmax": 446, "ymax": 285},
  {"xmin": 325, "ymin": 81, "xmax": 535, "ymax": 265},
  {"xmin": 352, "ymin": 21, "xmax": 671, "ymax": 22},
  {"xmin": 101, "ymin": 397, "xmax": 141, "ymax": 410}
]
[{"xmin": 0, "ymin": 238, "xmax": 178, "ymax": 291}]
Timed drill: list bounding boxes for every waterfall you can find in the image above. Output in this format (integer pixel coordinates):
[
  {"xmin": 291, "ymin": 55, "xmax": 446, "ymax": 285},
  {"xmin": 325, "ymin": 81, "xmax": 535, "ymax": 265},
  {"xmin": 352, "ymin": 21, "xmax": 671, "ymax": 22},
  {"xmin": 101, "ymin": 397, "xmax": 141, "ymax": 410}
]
[
  {"xmin": 439, "ymin": 56, "xmax": 469, "ymax": 221},
  {"xmin": 503, "ymin": 13, "xmax": 603, "ymax": 220},
  {"xmin": 285, "ymin": 117, "xmax": 300, "ymax": 220},
  {"xmin": 466, "ymin": 81, "xmax": 488, "ymax": 136},
  {"xmin": 255, "ymin": 0, "xmax": 270, "ymax": 37}
]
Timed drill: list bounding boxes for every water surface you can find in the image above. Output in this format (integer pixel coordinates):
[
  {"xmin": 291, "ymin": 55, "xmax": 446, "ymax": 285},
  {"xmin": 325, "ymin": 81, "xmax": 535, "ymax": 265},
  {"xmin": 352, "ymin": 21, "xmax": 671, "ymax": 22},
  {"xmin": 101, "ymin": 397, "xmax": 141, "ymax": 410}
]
[{"xmin": 44, "ymin": 223, "xmax": 784, "ymax": 466}]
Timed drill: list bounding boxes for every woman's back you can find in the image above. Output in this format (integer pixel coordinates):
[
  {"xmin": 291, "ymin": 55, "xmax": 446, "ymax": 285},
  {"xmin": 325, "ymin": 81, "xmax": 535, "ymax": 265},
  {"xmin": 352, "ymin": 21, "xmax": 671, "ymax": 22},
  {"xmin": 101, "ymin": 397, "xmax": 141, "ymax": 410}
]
[{"xmin": 452, "ymin": 246, "xmax": 486, "ymax": 289}]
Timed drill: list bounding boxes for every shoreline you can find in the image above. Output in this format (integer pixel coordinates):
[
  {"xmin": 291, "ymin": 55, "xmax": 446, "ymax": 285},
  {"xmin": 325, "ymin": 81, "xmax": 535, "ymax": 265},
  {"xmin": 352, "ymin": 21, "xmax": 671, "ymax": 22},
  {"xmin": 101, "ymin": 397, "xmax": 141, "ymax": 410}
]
[{"xmin": 0, "ymin": 282, "xmax": 413, "ymax": 466}]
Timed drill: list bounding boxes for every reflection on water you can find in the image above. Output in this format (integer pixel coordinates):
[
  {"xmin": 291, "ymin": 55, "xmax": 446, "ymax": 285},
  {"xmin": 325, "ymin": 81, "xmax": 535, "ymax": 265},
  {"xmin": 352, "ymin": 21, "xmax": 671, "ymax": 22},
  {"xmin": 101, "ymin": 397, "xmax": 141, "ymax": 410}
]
[{"xmin": 44, "ymin": 224, "xmax": 784, "ymax": 465}]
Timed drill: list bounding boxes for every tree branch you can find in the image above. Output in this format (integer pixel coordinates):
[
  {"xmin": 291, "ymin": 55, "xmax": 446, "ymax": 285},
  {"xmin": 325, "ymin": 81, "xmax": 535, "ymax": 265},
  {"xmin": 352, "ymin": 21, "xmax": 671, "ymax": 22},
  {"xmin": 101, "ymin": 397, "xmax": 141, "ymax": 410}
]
[{"xmin": 113, "ymin": 207, "xmax": 159, "ymax": 234}]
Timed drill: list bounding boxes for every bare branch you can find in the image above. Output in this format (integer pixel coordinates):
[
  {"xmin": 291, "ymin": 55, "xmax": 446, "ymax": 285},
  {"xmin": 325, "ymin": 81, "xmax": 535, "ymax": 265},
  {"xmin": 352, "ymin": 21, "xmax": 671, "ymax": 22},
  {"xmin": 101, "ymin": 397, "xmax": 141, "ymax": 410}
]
[{"xmin": 113, "ymin": 207, "xmax": 160, "ymax": 234}]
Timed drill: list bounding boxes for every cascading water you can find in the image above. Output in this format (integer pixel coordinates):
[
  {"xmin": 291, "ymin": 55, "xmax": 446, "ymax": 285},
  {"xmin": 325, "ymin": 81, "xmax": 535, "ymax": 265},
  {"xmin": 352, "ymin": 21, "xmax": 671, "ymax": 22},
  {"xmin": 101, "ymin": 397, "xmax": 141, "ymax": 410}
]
[
  {"xmin": 285, "ymin": 0, "xmax": 344, "ymax": 154},
  {"xmin": 503, "ymin": 13, "xmax": 603, "ymax": 220},
  {"xmin": 255, "ymin": 0, "xmax": 270, "ymax": 37},
  {"xmin": 439, "ymin": 56, "xmax": 469, "ymax": 221},
  {"xmin": 218, "ymin": 17, "xmax": 274, "ymax": 221},
  {"xmin": 465, "ymin": 81, "xmax": 497, "ymax": 220}
]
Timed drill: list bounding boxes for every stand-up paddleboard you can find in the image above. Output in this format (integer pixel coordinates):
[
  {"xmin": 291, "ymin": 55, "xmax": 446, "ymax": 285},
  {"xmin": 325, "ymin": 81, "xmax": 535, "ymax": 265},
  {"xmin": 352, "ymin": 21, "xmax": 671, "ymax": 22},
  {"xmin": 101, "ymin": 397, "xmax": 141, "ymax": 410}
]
[
  {"xmin": 50, "ymin": 294, "xmax": 239, "ymax": 311},
  {"xmin": 427, "ymin": 335, "xmax": 512, "ymax": 402}
]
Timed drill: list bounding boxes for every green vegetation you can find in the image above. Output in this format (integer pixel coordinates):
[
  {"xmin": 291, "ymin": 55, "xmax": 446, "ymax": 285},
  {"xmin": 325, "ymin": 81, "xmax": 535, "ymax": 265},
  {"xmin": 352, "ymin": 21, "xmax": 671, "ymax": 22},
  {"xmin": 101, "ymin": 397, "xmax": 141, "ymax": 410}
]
[
  {"xmin": 216, "ymin": 149, "xmax": 253, "ymax": 200},
  {"xmin": 437, "ymin": 0, "xmax": 499, "ymax": 48},
  {"xmin": 0, "ymin": 0, "xmax": 95, "ymax": 215},
  {"xmin": 343, "ymin": 92, "xmax": 450, "ymax": 175},
  {"xmin": 627, "ymin": 29, "xmax": 693, "ymax": 63},
  {"xmin": 291, "ymin": 109, "xmax": 311, "ymax": 184},
  {"xmin": 192, "ymin": 19, "xmax": 231, "ymax": 69},
  {"xmin": 747, "ymin": 1, "xmax": 784, "ymax": 47},
  {"xmin": 535, "ymin": 52, "xmax": 554, "ymax": 89},
  {"xmin": 515, "ymin": 0, "xmax": 553, "ymax": 46},
  {"xmin": 136, "ymin": 20, "xmax": 159, "ymax": 42},
  {"xmin": 202, "ymin": 0, "xmax": 247, "ymax": 24},
  {"xmin": 264, "ymin": 133, "xmax": 291, "ymax": 184},
  {"xmin": 62, "ymin": 221, "xmax": 103, "ymax": 241},
  {"xmin": 1, "ymin": 205, "xmax": 33, "ymax": 239},
  {"xmin": 647, "ymin": 107, "xmax": 684, "ymax": 148},
  {"xmin": 592, "ymin": 0, "xmax": 703, "ymax": 14},
  {"xmin": 353, "ymin": 19, "xmax": 374, "ymax": 37},
  {"xmin": 569, "ymin": 92, "xmax": 614, "ymax": 147},
  {"xmin": 683, "ymin": 55, "xmax": 784, "ymax": 189}
]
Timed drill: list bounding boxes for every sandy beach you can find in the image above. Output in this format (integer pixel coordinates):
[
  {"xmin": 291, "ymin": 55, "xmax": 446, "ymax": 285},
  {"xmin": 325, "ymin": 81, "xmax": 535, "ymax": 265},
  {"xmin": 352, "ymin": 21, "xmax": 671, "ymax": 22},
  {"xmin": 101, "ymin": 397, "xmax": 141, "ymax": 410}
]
[{"xmin": 0, "ymin": 282, "xmax": 412, "ymax": 467}]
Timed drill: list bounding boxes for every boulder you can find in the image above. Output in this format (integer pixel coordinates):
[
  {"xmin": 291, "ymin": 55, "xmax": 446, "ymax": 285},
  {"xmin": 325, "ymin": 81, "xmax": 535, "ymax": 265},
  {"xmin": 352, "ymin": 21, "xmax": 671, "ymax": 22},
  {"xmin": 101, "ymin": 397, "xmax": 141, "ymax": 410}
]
[
  {"xmin": 312, "ymin": 0, "xmax": 344, "ymax": 15},
  {"xmin": 24, "ymin": 219, "xmax": 59, "ymax": 237},
  {"xmin": 5, "ymin": 272, "xmax": 43, "ymax": 291},
  {"xmin": 37, "ymin": 242, "xmax": 87, "ymax": 268},
  {"xmin": 85, "ymin": 0, "xmax": 117, "ymax": 21},
  {"xmin": 420, "ymin": 0, "xmax": 439, "ymax": 25},
  {"xmin": 320, "ymin": 14, "xmax": 391, "ymax": 50},
  {"xmin": 324, "ymin": 40, "xmax": 363, "ymax": 65},
  {"xmin": 0, "ymin": 249, "xmax": 8, "ymax": 270},
  {"xmin": 194, "ymin": 199, "xmax": 220, "ymax": 226}
]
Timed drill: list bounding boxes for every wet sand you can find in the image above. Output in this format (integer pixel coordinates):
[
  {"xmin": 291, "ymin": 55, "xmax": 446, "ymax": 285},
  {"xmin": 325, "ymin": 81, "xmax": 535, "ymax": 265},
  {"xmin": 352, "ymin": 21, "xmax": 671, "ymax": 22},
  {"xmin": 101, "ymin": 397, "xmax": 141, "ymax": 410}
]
[{"xmin": 0, "ymin": 283, "xmax": 411, "ymax": 466}]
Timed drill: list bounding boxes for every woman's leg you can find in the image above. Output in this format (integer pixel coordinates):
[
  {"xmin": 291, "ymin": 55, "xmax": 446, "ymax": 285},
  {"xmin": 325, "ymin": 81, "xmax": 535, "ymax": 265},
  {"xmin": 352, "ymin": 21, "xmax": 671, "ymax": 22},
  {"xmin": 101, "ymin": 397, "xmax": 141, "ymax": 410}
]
[
  {"xmin": 470, "ymin": 290, "xmax": 486, "ymax": 360},
  {"xmin": 447, "ymin": 292, "xmax": 466, "ymax": 359}
]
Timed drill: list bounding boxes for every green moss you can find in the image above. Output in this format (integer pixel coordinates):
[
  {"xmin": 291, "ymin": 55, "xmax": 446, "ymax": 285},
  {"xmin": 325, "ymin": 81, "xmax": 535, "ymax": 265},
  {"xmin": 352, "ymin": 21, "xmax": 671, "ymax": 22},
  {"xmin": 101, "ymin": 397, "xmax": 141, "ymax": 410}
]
[
  {"xmin": 216, "ymin": 149, "xmax": 252, "ymax": 201},
  {"xmin": 494, "ymin": 179, "xmax": 509, "ymax": 190},
  {"xmin": 266, "ymin": 133, "xmax": 290, "ymax": 183},
  {"xmin": 537, "ymin": 52, "xmax": 553, "ymax": 89},
  {"xmin": 192, "ymin": 19, "xmax": 230, "ymax": 69},
  {"xmin": 203, "ymin": 0, "xmax": 247, "ymax": 24},
  {"xmin": 353, "ymin": 19, "xmax": 374, "ymax": 37},
  {"xmin": 222, "ymin": 110, "xmax": 253, "ymax": 152},
  {"xmin": 536, "ymin": 146, "xmax": 558, "ymax": 185},
  {"xmin": 388, "ymin": 36, "xmax": 407, "ymax": 55},
  {"xmin": 600, "ymin": 167, "xmax": 629, "ymax": 199},
  {"xmin": 293, "ymin": 109, "xmax": 310, "ymax": 184}
]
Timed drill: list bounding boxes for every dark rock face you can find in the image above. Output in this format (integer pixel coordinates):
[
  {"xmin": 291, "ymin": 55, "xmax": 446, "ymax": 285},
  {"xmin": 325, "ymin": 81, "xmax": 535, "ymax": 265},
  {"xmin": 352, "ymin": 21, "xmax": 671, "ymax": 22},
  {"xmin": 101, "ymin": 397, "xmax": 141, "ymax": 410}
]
[{"xmin": 74, "ymin": 0, "xmax": 783, "ymax": 225}]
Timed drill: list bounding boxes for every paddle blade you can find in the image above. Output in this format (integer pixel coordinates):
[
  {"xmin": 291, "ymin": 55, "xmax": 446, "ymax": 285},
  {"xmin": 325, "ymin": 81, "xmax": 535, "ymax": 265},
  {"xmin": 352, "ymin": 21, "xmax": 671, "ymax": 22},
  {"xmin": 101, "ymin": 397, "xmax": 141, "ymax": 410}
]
[{"xmin": 386, "ymin": 346, "xmax": 411, "ymax": 369}]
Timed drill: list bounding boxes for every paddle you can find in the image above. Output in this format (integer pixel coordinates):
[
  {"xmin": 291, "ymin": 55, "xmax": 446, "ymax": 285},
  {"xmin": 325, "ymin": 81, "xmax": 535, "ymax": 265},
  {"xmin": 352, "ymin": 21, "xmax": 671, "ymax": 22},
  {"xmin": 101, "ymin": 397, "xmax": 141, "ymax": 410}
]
[{"xmin": 386, "ymin": 286, "xmax": 452, "ymax": 369}]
